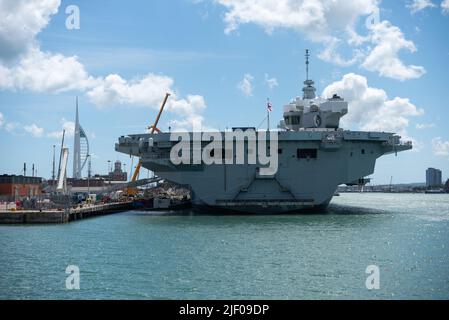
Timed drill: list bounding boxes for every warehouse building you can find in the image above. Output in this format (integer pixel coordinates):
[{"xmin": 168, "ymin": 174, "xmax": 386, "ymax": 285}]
[{"xmin": 0, "ymin": 174, "xmax": 42, "ymax": 198}]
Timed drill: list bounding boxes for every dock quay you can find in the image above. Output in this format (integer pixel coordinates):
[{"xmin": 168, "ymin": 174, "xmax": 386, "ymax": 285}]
[{"xmin": 0, "ymin": 201, "xmax": 133, "ymax": 224}]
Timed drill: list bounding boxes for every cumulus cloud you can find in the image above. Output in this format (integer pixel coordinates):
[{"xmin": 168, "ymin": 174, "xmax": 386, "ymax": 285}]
[
  {"xmin": 168, "ymin": 114, "xmax": 205, "ymax": 132},
  {"xmin": 0, "ymin": 112, "xmax": 4, "ymax": 127},
  {"xmin": 0, "ymin": 0, "xmax": 60, "ymax": 62},
  {"xmin": 3, "ymin": 117, "xmax": 75, "ymax": 139},
  {"xmin": 86, "ymin": 75, "xmax": 207, "ymax": 127},
  {"xmin": 0, "ymin": 0, "xmax": 207, "ymax": 129},
  {"xmin": 317, "ymin": 38, "xmax": 365, "ymax": 67},
  {"xmin": 5, "ymin": 122, "xmax": 18, "ymax": 132},
  {"xmin": 86, "ymin": 73, "xmax": 207, "ymax": 127},
  {"xmin": 3, "ymin": 117, "xmax": 76, "ymax": 139},
  {"xmin": 23, "ymin": 123, "xmax": 44, "ymax": 137},
  {"xmin": 322, "ymin": 73, "xmax": 423, "ymax": 138},
  {"xmin": 432, "ymin": 137, "xmax": 449, "ymax": 156},
  {"xmin": 361, "ymin": 21, "xmax": 426, "ymax": 80},
  {"xmin": 167, "ymin": 94, "xmax": 206, "ymax": 115},
  {"xmin": 205, "ymin": 0, "xmax": 425, "ymax": 80},
  {"xmin": 237, "ymin": 74, "xmax": 254, "ymax": 97},
  {"xmin": 0, "ymin": 48, "xmax": 96, "ymax": 93},
  {"xmin": 442, "ymin": 0, "xmax": 449, "ymax": 13},
  {"xmin": 264, "ymin": 74, "xmax": 278, "ymax": 90},
  {"xmin": 47, "ymin": 118, "xmax": 75, "ymax": 139},
  {"xmin": 165, "ymin": 97, "xmax": 214, "ymax": 131},
  {"xmin": 215, "ymin": 0, "xmax": 377, "ymax": 41},
  {"xmin": 87, "ymin": 73, "xmax": 172, "ymax": 108},
  {"xmin": 408, "ymin": 0, "xmax": 436, "ymax": 13},
  {"xmin": 416, "ymin": 123, "xmax": 435, "ymax": 129}
]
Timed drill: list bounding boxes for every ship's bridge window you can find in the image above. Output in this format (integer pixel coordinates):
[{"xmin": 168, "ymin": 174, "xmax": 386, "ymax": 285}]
[
  {"xmin": 285, "ymin": 116, "xmax": 300, "ymax": 125},
  {"xmin": 297, "ymin": 148, "xmax": 317, "ymax": 159}
]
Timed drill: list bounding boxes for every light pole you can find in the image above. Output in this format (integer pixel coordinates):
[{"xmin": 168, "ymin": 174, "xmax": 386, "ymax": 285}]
[
  {"xmin": 52, "ymin": 145, "xmax": 56, "ymax": 188},
  {"xmin": 87, "ymin": 154, "xmax": 91, "ymax": 199}
]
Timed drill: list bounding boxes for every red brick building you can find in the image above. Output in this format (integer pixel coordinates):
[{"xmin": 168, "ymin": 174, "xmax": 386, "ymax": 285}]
[{"xmin": 0, "ymin": 175, "xmax": 42, "ymax": 198}]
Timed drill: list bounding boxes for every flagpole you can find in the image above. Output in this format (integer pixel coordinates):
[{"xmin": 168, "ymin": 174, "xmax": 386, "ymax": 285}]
[{"xmin": 267, "ymin": 98, "xmax": 270, "ymax": 131}]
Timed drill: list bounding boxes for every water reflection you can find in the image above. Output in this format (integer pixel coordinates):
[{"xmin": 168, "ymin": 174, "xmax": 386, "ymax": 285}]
[{"xmin": 125, "ymin": 202, "xmax": 389, "ymax": 218}]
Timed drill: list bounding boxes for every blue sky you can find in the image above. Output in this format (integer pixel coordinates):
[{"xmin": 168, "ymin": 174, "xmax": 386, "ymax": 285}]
[{"xmin": 0, "ymin": 0, "xmax": 448, "ymax": 184}]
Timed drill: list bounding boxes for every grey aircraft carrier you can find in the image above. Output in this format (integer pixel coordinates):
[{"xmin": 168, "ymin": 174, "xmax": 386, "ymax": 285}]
[{"xmin": 116, "ymin": 51, "xmax": 412, "ymax": 214}]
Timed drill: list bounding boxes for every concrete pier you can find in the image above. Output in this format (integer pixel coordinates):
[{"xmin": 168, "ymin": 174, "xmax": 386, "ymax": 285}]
[{"xmin": 0, "ymin": 201, "xmax": 133, "ymax": 224}]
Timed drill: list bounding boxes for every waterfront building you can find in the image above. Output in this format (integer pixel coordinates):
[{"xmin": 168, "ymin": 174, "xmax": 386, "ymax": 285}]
[
  {"xmin": 0, "ymin": 174, "xmax": 42, "ymax": 199},
  {"xmin": 426, "ymin": 168, "xmax": 442, "ymax": 187},
  {"xmin": 108, "ymin": 160, "xmax": 127, "ymax": 181}
]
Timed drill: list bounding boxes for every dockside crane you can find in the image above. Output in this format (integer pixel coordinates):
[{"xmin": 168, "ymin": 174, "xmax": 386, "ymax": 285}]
[{"xmin": 126, "ymin": 92, "xmax": 170, "ymax": 196}]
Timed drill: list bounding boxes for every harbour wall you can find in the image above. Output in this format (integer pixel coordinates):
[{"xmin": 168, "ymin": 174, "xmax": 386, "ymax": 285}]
[{"xmin": 0, "ymin": 201, "xmax": 133, "ymax": 224}]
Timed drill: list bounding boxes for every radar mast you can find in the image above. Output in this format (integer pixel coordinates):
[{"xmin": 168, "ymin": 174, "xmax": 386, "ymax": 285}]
[{"xmin": 302, "ymin": 49, "xmax": 316, "ymax": 100}]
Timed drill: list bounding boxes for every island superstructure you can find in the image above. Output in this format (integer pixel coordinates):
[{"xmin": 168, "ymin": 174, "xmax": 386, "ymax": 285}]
[{"xmin": 115, "ymin": 50, "xmax": 412, "ymax": 213}]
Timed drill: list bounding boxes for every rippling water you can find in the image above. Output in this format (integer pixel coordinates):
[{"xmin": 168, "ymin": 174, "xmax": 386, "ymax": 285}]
[{"xmin": 1, "ymin": 193, "xmax": 448, "ymax": 299}]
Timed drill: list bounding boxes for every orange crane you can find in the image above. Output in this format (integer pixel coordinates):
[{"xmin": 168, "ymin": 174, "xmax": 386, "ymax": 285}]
[{"xmin": 126, "ymin": 92, "xmax": 170, "ymax": 195}]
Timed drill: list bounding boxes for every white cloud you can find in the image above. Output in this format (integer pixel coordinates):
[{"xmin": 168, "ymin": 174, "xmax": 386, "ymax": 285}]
[
  {"xmin": 0, "ymin": 0, "xmax": 208, "ymax": 130},
  {"xmin": 264, "ymin": 74, "xmax": 278, "ymax": 90},
  {"xmin": 168, "ymin": 114, "xmax": 205, "ymax": 132},
  {"xmin": 442, "ymin": 0, "xmax": 449, "ymax": 13},
  {"xmin": 2, "ymin": 117, "xmax": 76, "ymax": 139},
  {"xmin": 361, "ymin": 21, "xmax": 426, "ymax": 80},
  {"xmin": 87, "ymin": 73, "xmax": 172, "ymax": 108},
  {"xmin": 23, "ymin": 123, "xmax": 44, "ymax": 137},
  {"xmin": 362, "ymin": 97, "xmax": 424, "ymax": 133},
  {"xmin": 206, "ymin": 0, "xmax": 425, "ymax": 81},
  {"xmin": 47, "ymin": 118, "xmax": 75, "ymax": 139},
  {"xmin": 432, "ymin": 137, "xmax": 449, "ymax": 156},
  {"xmin": 416, "ymin": 123, "xmax": 435, "ymax": 129},
  {"xmin": 86, "ymin": 74, "xmax": 207, "ymax": 127},
  {"xmin": 165, "ymin": 98, "xmax": 215, "ymax": 131},
  {"xmin": 322, "ymin": 73, "xmax": 423, "ymax": 138},
  {"xmin": 237, "ymin": 73, "xmax": 254, "ymax": 97},
  {"xmin": 0, "ymin": 112, "xmax": 4, "ymax": 127},
  {"xmin": 0, "ymin": 0, "xmax": 60, "ymax": 61},
  {"xmin": 317, "ymin": 38, "xmax": 364, "ymax": 67},
  {"xmin": 215, "ymin": 0, "xmax": 377, "ymax": 41},
  {"xmin": 62, "ymin": 119, "xmax": 76, "ymax": 136},
  {"xmin": 0, "ymin": 1, "xmax": 96, "ymax": 93},
  {"xmin": 5, "ymin": 118, "xmax": 75, "ymax": 139},
  {"xmin": 211, "ymin": 0, "xmax": 378, "ymax": 68},
  {"xmin": 408, "ymin": 0, "xmax": 436, "ymax": 13},
  {"xmin": 0, "ymin": 48, "xmax": 96, "ymax": 93},
  {"xmin": 167, "ymin": 94, "xmax": 206, "ymax": 115},
  {"xmin": 47, "ymin": 131, "xmax": 62, "ymax": 139},
  {"xmin": 5, "ymin": 122, "xmax": 18, "ymax": 132}
]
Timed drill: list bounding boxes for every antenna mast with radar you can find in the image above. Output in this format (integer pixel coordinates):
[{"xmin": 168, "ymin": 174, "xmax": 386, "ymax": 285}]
[{"xmin": 302, "ymin": 49, "xmax": 316, "ymax": 100}]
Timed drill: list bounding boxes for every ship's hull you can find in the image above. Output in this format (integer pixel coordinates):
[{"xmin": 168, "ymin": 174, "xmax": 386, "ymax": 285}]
[
  {"xmin": 190, "ymin": 197, "xmax": 333, "ymax": 214},
  {"xmin": 116, "ymin": 130, "xmax": 411, "ymax": 214}
]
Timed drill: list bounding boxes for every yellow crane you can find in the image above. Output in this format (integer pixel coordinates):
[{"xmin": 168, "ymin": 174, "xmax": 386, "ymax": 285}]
[{"xmin": 126, "ymin": 92, "xmax": 170, "ymax": 196}]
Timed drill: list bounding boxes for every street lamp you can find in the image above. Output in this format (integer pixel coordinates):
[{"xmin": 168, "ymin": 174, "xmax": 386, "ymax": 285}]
[{"xmin": 87, "ymin": 154, "xmax": 91, "ymax": 198}]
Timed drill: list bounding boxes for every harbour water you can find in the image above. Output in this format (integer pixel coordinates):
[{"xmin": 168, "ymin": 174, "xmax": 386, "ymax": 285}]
[{"xmin": 1, "ymin": 193, "xmax": 448, "ymax": 299}]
